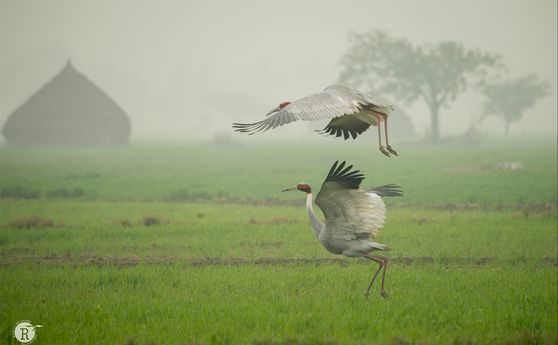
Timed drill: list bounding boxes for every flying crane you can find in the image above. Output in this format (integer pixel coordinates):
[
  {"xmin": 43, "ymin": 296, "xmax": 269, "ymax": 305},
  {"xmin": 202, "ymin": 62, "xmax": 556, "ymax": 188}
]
[{"xmin": 233, "ymin": 85, "xmax": 398, "ymax": 157}]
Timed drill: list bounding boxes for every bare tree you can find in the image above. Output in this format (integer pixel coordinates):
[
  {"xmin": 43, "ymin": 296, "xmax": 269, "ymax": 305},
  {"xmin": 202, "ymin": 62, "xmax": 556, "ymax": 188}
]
[
  {"xmin": 481, "ymin": 76, "xmax": 550, "ymax": 136},
  {"xmin": 338, "ymin": 30, "xmax": 501, "ymax": 141}
]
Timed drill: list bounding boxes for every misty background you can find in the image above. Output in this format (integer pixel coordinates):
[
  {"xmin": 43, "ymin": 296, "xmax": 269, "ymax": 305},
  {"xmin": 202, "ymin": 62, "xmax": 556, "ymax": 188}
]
[{"xmin": 1, "ymin": 0, "xmax": 556, "ymax": 142}]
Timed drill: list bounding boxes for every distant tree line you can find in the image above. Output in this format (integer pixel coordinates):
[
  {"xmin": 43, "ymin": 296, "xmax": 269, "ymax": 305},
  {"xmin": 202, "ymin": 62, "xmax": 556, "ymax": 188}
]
[{"xmin": 338, "ymin": 30, "xmax": 550, "ymax": 140}]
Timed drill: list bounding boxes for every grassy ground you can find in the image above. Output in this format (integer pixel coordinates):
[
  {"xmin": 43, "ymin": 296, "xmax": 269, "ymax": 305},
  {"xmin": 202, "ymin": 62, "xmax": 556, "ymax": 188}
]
[
  {"xmin": 1, "ymin": 264, "xmax": 555, "ymax": 345},
  {"xmin": 0, "ymin": 139, "xmax": 556, "ymax": 207},
  {"xmin": 0, "ymin": 139, "xmax": 556, "ymax": 344},
  {"xmin": 0, "ymin": 201, "xmax": 556, "ymax": 260}
]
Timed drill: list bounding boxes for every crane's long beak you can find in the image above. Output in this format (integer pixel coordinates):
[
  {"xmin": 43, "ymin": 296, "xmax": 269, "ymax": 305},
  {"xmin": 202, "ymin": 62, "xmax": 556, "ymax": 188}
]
[
  {"xmin": 281, "ymin": 186, "xmax": 297, "ymax": 192},
  {"xmin": 266, "ymin": 106, "xmax": 281, "ymax": 116}
]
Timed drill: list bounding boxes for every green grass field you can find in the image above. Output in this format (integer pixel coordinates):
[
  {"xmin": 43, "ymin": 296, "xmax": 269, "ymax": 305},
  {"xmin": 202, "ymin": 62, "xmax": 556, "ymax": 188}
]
[{"xmin": 0, "ymin": 139, "xmax": 556, "ymax": 345}]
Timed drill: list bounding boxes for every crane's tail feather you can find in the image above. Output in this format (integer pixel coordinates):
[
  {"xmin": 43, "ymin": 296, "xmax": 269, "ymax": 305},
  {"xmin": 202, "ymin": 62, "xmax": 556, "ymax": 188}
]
[{"xmin": 369, "ymin": 184, "xmax": 403, "ymax": 197}]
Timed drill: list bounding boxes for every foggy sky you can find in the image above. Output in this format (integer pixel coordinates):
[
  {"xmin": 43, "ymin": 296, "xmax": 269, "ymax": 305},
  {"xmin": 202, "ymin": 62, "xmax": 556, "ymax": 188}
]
[{"xmin": 1, "ymin": 0, "xmax": 556, "ymax": 141}]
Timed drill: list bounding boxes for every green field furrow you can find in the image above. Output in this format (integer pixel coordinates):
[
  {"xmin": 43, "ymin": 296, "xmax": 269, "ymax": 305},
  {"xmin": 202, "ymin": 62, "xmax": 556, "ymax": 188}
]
[{"xmin": 0, "ymin": 201, "xmax": 556, "ymax": 261}]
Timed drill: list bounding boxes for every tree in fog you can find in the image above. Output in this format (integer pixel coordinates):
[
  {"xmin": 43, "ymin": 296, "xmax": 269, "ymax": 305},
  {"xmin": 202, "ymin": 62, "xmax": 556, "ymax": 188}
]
[
  {"xmin": 338, "ymin": 30, "xmax": 501, "ymax": 141},
  {"xmin": 481, "ymin": 76, "xmax": 550, "ymax": 136}
]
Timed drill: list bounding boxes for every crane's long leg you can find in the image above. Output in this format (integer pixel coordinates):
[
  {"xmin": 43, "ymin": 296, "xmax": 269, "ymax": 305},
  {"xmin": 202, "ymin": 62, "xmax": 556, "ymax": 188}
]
[
  {"xmin": 376, "ymin": 115, "xmax": 390, "ymax": 157},
  {"xmin": 379, "ymin": 256, "xmax": 388, "ymax": 297},
  {"xmin": 364, "ymin": 255, "xmax": 389, "ymax": 299},
  {"xmin": 365, "ymin": 259, "xmax": 383, "ymax": 299},
  {"xmin": 383, "ymin": 115, "xmax": 398, "ymax": 156}
]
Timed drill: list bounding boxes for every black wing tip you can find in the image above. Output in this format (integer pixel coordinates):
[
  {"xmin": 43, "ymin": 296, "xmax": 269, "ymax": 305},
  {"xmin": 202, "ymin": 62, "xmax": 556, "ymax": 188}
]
[
  {"xmin": 319, "ymin": 115, "xmax": 371, "ymax": 141},
  {"xmin": 326, "ymin": 160, "xmax": 340, "ymax": 177},
  {"xmin": 370, "ymin": 184, "xmax": 404, "ymax": 197},
  {"xmin": 324, "ymin": 160, "xmax": 364, "ymax": 189}
]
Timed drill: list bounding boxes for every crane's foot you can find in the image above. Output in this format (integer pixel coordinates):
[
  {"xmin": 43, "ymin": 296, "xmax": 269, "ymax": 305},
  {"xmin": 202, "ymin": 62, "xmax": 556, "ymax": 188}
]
[
  {"xmin": 379, "ymin": 146, "xmax": 391, "ymax": 157},
  {"xmin": 386, "ymin": 145, "xmax": 398, "ymax": 156}
]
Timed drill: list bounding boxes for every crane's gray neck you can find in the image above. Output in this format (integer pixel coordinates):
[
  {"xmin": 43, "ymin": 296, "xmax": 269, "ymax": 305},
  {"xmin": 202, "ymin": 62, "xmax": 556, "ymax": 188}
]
[{"xmin": 306, "ymin": 193, "xmax": 324, "ymax": 238}]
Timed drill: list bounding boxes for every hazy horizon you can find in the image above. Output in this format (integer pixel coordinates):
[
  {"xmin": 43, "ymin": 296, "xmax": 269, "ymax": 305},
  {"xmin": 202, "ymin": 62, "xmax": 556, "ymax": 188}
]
[{"xmin": 1, "ymin": 0, "xmax": 556, "ymax": 141}]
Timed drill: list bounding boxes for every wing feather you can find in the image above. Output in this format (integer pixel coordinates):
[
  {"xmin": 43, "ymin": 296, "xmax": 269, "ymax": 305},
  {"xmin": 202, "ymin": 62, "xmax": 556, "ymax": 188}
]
[{"xmin": 315, "ymin": 161, "xmax": 388, "ymax": 241}]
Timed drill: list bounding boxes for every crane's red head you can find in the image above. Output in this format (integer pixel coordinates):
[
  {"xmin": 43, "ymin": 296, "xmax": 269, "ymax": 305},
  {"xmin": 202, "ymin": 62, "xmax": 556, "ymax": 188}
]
[
  {"xmin": 282, "ymin": 183, "xmax": 311, "ymax": 194},
  {"xmin": 296, "ymin": 183, "xmax": 311, "ymax": 193},
  {"xmin": 279, "ymin": 101, "xmax": 291, "ymax": 109},
  {"xmin": 267, "ymin": 101, "xmax": 291, "ymax": 116}
]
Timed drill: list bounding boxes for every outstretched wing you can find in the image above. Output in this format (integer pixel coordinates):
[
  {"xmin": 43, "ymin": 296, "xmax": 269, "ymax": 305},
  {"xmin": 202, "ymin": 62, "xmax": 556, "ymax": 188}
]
[
  {"xmin": 315, "ymin": 161, "xmax": 387, "ymax": 241},
  {"xmin": 232, "ymin": 85, "xmax": 392, "ymax": 136}
]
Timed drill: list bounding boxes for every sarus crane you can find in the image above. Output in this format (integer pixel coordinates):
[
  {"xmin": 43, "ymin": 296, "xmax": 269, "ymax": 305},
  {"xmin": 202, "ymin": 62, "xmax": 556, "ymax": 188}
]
[
  {"xmin": 282, "ymin": 160, "xmax": 402, "ymax": 298},
  {"xmin": 232, "ymin": 85, "xmax": 398, "ymax": 157}
]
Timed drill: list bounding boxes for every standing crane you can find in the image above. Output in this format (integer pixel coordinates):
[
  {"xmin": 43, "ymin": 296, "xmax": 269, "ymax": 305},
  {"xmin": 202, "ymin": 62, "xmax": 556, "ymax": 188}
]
[
  {"xmin": 282, "ymin": 160, "xmax": 402, "ymax": 298},
  {"xmin": 232, "ymin": 85, "xmax": 398, "ymax": 157}
]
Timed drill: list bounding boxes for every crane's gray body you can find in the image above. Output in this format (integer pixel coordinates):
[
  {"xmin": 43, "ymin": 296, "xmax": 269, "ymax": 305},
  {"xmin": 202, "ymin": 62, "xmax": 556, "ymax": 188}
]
[
  {"xmin": 308, "ymin": 191, "xmax": 389, "ymax": 258},
  {"xmin": 298, "ymin": 161, "xmax": 400, "ymax": 258}
]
